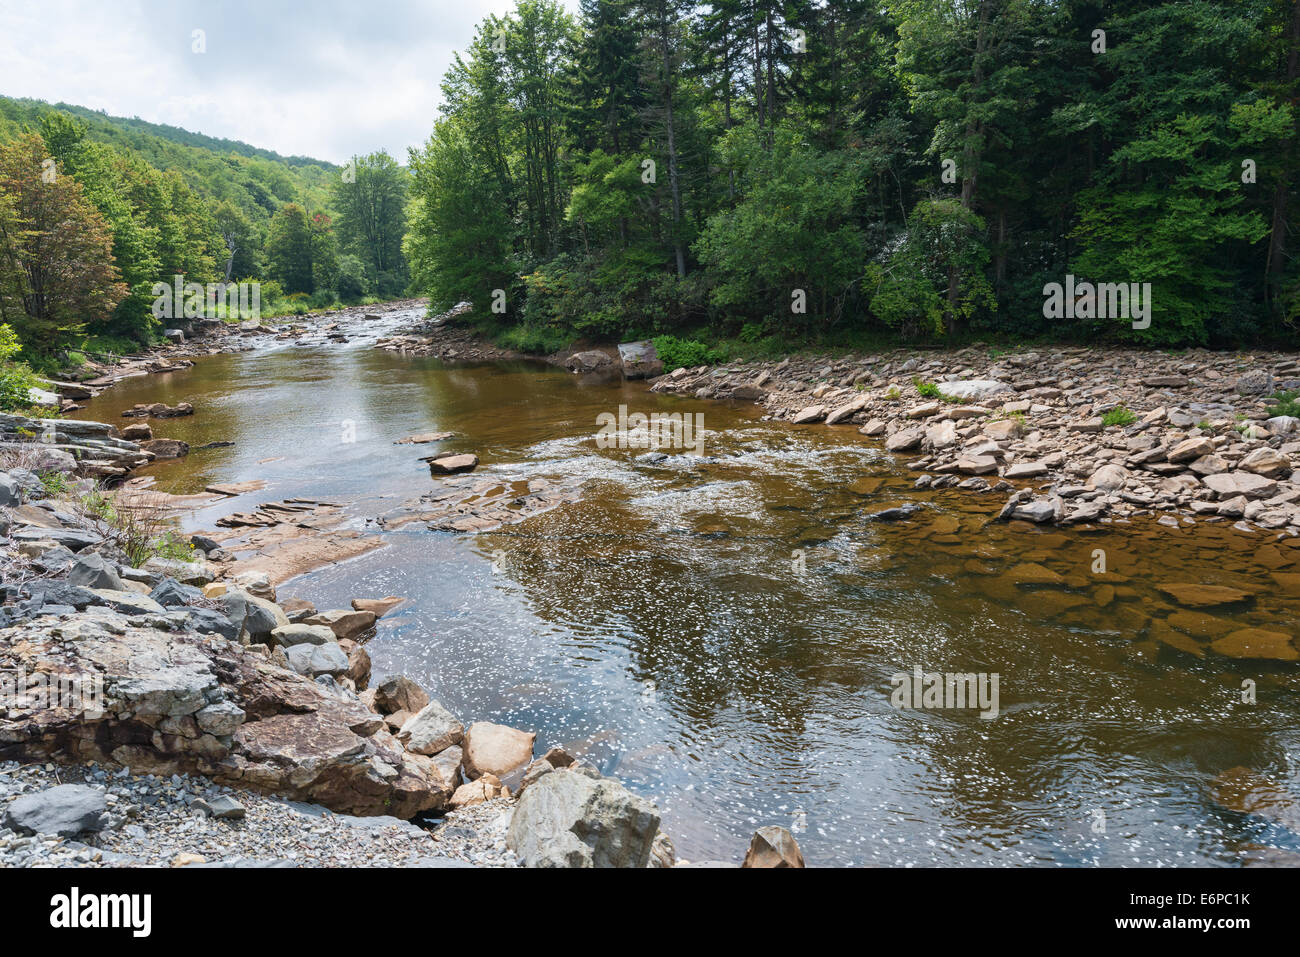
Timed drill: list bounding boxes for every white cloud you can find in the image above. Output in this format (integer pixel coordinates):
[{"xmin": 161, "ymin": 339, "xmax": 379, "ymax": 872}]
[{"xmin": 0, "ymin": 0, "xmax": 581, "ymax": 164}]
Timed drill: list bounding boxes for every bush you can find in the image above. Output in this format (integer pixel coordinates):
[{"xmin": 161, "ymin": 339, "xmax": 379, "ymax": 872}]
[
  {"xmin": 1270, "ymin": 390, "xmax": 1300, "ymax": 418},
  {"xmin": 652, "ymin": 335, "xmax": 724, "ymax": 371},
  {"xmin": 0, "ymin": 323, "xmax": 39, "ymax": 411}
]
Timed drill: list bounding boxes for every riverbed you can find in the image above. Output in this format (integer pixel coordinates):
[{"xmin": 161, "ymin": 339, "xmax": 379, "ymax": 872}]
[{"xmin": 72, "ymin": 309, "xmax": 1300, "ymax": 866}]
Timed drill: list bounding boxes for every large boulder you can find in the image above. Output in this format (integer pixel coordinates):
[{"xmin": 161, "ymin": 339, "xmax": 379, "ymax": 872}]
[
  {"xmin": 4, "ymin": 784, "xmax": 107, "ymax": 837},
  {"xmin": 461, "ymin": 721, "xmax": 536, "ymax": 779},
  {"xmin": 937, "ymin": 380, "xmax": 1009, "ymax": 400},
  {"xmin": 617, "ymin": 341, "xmax": 663, "ymax": 379},
  {"xmin": 565, "ymin": 350, "xmax": 614, "ymax": 374},
  {"xmin": 506, "ymin": 768, "xmax": 661, "ymax": 868}
]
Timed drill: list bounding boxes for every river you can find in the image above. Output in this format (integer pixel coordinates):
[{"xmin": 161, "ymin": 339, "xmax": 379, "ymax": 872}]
[{"xmin": 72, "ymin": 308, "xmax": 1300, "ymax": 866}]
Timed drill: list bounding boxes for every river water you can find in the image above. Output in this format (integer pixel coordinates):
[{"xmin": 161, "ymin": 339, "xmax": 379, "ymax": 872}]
[{"xmin": 72, "ymin": 310, "xmax": 1300, "ymax": 866}]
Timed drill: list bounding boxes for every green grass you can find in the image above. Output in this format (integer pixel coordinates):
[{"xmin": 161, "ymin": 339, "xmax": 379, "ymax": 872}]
[{"xmin": 1102, "ymin": 405, "xmax": 1138, "ymax": 427}]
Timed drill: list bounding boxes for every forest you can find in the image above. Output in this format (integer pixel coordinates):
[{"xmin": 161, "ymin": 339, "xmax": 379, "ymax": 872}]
[
  {"xmin": 407, "ymin": 0, "xmax": 1300, "ymax": 354},
  {"xmin": 0, "ymin": 95, "xmax": 408, "ymax": 365},
  {"xmin": 3, "ymin": 0, "xmax": 1300, "ymax": 380}
]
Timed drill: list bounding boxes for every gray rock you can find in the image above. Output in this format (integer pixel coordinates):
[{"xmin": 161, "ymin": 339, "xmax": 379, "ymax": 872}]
[
  {"xmin": 0, "ymin": 472, "xmax": 21, "ymax": 507},
  {"xmin": 3, "ymin": 784, "xmax": 107, "ymax": 837},
  {"xmin": 195, "ymin": 700, "xmax": 246, "ymax": 736},
  {"xmin": 506, "ymin": 767, "xmax": 661, "ymax": 868},
  {"xmin": 270, "ymin": 623, "xmax": 337, "ymax": 647},
  {"xmin": 220, "ymin": 587, "xmax": 288, "ymax": 641},
  {"xmin": 9, "ymin": 526, "xmax": 103, "ymax": 551},
  {"xmin": 67, "ymin": 553, "xmax": 125, "ymax": 591},
  {"xmin": 397, "ymin": 701, "xmax": 464, "ymax": 756},
  {"xmin": 141, "ymin": 556, "xmax": 213, "ymax": 585},
  {"xmin": 286, "ymin": 641, "xmax": 349, "ymax": 678},
  {"xmin": 184, "ymin": 607, "xmax": 239, "ymax": 641},
  {"xmin": 149, "ymin": 577, "xmax": 202, "ymax": 608}
]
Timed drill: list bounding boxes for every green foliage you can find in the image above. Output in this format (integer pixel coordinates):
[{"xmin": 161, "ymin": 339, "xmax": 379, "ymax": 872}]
[
  {"xmin": 1270, "ymin": 390, "xmax": 1300, "ymax": 418},
  {"xmin": 652, "ymin": 335, "xmax": 724, "ymax": 371},
  {"xmin": 1102, "ymin": 405, "xmax": 1137, "ymax": 427},
  {"xmin": 913, "ymin": 378, "xmax": 940, "ymax": 398},
  {"xmin": 0, "ymin": 322, "xmax": 37, "ymax": 410}
]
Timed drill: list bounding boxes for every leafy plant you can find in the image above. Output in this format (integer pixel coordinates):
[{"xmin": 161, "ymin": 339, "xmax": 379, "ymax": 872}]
[
  {"xmin": 652, "ymin": 335, "xmax": 724, "ymax": 371},
  {"xmin": 1269, "ymin": 390, "xmax": 1300, "ymax": 418},
  {"xmin": 1102, "ymin": 405, "xmax": 1137, "ymax": 427}
]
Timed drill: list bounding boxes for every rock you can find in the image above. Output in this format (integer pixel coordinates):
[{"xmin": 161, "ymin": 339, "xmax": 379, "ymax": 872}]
[
  {"xmin": 207, "ymin": 795, "xmax": 246, "ymax": 819},
  {"xmin": 428, "ymin": 454, "xmax": 479, "ymax": 475},
  {"xmin": 792, "ymin": 405, "xmax": 827, "ymax": 425},
  {"xmin": 1235, "ymin": 369, "xmax": 1274, "ymax": 395},
  {"xmin": 1211, "ymin": 628, "xmax": 1299, "ymax": 661},
  {"xmin": 742, "ymin": 825, "xmax": 806, "ymax": 868},
  {"xmin": 89, "ymin": 589, "xmax": 166, "ymax": 616},
  {"xmin": 1086, "ymin": 464, "xmax": 1128, "ymax": 491},
  {"xmin": 195, "ymin": 701, "xmax": 246, "ymax": 736},
  {"xmin": 1157, "ymin": 583, "xmax": 1254, "ymax": 608},
  {"xmin": 1202, "ymin": 472, "xmax": 1278, "ymax": 500},
  {"xmin": 67, "ymin": 552, "xmax": 124, "ymax": 591},
  {"xmin": 826, "ymin": 397, "xmax": 868, "ymax": 425},
  {"xmin": 1266, "ymin": 415, "xmax": 1299, "ymax": 435},
  {"xmin": 121, "ymin": 423, "xmax": 153, "ymax": 441},
  {"xmin": 149, "ymin": 577, "xmax": 202, "ymax": 608},
  {"xmin": 565, "ymin": 350, "xmax": 614, "ymax": 373},
  {"xmin": 938, "ymin": 380, "xmax": 1008, "ymax": 400},
  {"xmin": 397, "ymin": 701, "xmax": 464, "ymax": 756},
  {"xmin": 1004, "ymin": 461, "xmax": 1048, "ymax": 479},
  {"xmin": 952, "ymin": 454, "xmax": 998, "ymax": 476},
  {"xmin": 231, "ymin": 570, "xmax": 275, "ymax": 601},
  {"xmin": 304, "ymin": 608, "xmax": 377, "ymax": 641},
  {"xmin": 351, "ymin": 596, "xmax": 405, "ymax": 617},
  {"xmin": 859, "ymin": 418, "xmax": 887, "ymax": 437},
  {"xmin": 285, "ymin": 641, "xmax": 350, "ymax": 678},
  {"xmin": 617, "ymin": 340, "xmax": 663, "ymax": 379},
  {"xmin": 926, "ymin": 420, "xmax": 959, "ymax": 450},
  {"xmin": 462, "ymin": 721, "xmax": 536, "ymax": 780},
  {"xmin": 648, "ymin": 830, "xmax": 676, "ymax": 868},
  {"xmin": 339, "ymin": 638, "xmax": 371, "ymax": 688},
  {"xmin": 984, "ymin": 418, "xmax": 1023, "ymax": 441},
  {"xmin": 506, "ymin": 768, "xmax": 661, "ymax": 868},
  {"xmin": 865, "ymin": 503, "xmax": 922, "ymax": 521},
  {"xmin": 373, "ymin": 675, "xmax": 430, "ymax": 716},
  {"xmin": 517, "ymin": 757, "xmax": 556, "ymax": 796},
  {"xmin": 449, "ymin": 774, "xmax": 505, "ymax": 809},
  {"xmin": 140, "ymin": 439, "xmax": 189, "ymax": 459},
  {"xmin": 142, "ymin": 556, "xmax": 212, "ymax": 585},
  {"xmin": 885, "ymin": 428, "xmax": 923, "ymax": 452},
  {"xmin": 33, "ymin": 448, "xmax": 77, "ymax": 472},
  {"xmin": 1168, "ymin": 437, "xmax": 1215, "ymax": 463},
  {"xmin": 184, "ymin": 607, "xmax": 240, "ymax": 641},
  {"xmin": 1238, "ymin": 447, "xmax": 1290, "ymax": 478},
  {"xmin": 0, "ymin": 472, "xmax": 21, "ymax": 507},
  {"xmin": 220, "ymin": 587, "xmax": 289, "ymax": 642},
  {"xmin": 907, "ymin": 401, "xmax": 941, "ymax": 418},
  {"xmin": 4, "ymin": 784, "xmax": 106, "ymax": 837},
  {"xmin": 270, "ymin": 623, "xmax": 338, "ymax": 647},
  {"xmin": 395, "ymin": 431, "xmax": 454, "ymax": 445}
]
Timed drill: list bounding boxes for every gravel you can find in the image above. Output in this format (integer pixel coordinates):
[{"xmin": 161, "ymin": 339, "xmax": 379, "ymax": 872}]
[{"xmin": 0, "ymin": 760, "xmax": 519, "ymax": 868}]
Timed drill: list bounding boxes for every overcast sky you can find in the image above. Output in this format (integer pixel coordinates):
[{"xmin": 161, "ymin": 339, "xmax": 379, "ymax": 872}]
[{"xmin": 0, "ymin": 0, "xmax": 579, "ymax": 164}]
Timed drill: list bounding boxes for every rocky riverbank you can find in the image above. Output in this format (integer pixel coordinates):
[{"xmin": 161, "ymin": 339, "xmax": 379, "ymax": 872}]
[
  {"xmin": 648, "ymin": 346, "xmax": 1300, "ymax": 535},
  {"xmin": 0, "ymin": 443, "xmax": 800, "ymax": 867}
]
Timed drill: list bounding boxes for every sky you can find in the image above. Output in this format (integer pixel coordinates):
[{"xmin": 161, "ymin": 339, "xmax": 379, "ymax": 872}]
[{"xmin": 0, "ymin": 0, "xmax": 580, "ymax": 164}]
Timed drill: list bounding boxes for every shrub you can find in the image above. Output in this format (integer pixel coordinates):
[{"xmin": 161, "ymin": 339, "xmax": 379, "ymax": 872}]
[
  {"xmin": 0, "ymin": 323, "xmax": 38, "ymax": 412},
  {"xmin": 652, "ymin": 335, "xmax": 724, "ymax": 371},
  {"xmin": 1269, "ymin": 390, "xmax": 1300, "ymax": 418}
]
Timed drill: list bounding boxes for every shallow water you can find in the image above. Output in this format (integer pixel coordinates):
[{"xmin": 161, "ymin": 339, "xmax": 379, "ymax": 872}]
[{"xmin": 73, "ymin": 312, "xmax": 1300, "ymax": 866}]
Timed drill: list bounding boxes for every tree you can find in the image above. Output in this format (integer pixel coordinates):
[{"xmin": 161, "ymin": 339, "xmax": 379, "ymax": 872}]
[
  {"xmin": 0, "ymin": 134, "xmax": 126, "ymax": 352},
  {"xmin": 265, "ymin": 203, "xmax": 316, "ymax": 293},
  {"xmin": 331, "ymin": 151, "xmax": 408, "ymax": 294}
]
